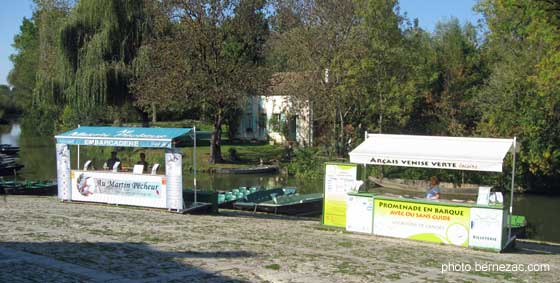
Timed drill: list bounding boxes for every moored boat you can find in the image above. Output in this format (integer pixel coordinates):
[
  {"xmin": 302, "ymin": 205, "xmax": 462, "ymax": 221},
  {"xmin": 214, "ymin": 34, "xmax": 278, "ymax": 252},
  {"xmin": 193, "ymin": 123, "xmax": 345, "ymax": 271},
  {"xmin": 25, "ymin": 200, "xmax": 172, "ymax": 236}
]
[
  {"xmin": 214, "ymin": 165, "xmax": 279, "ymax": 174},
  {"xmin": 510, "ymin": 214, "xmax": 528, "ymax": 238},
  {"xmin": 234, "ymin": 193, "xmax": 324, "ymax": 216},
  {"xmin": 370, "ymin": 177, "xmax": 479, "ymax": 196},
  {"xmin": 183, "ymin": 186, "xmax": 297, "ymax": 213},
  {"xmin": 0, "ymin": 144, "xmax": 20, "ymax": 155},
  {"xmin": 0, "ymin": 180, "xmax": 57, "ymax": 195}
]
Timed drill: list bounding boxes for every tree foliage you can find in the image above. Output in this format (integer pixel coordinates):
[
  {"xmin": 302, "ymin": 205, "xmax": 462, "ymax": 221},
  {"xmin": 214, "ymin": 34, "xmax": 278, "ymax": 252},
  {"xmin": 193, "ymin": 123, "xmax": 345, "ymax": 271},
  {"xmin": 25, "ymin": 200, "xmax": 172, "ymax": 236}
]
[
  {"xmin": 6, "ymin": 0, "xmax": 560, "ymax": 192},
  {"xmin": 476, "ymin": 0, "xmax": 560, "ymax": 191},
  {"xmin": 132, "ymin": 0, "xmax": 270, "ymax": 163}
]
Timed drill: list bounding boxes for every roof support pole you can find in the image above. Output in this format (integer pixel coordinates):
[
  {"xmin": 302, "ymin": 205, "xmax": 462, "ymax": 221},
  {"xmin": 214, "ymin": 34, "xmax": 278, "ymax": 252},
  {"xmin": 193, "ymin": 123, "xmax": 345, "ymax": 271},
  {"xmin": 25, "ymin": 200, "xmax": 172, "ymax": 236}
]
[
  {"xmin": 508, "ymin": 136, "xmax": 517, "ymax": 241},
  {"xmin": 77, "ymin": 124, "xmax": 80, "ymax": 170},
  {"xmin": 193, "ymin": 125, "xmax": 197, "ymax": 204},
  {"xmin": 77, "ymin": 145, "xmax": 80, "ymax": 170}
]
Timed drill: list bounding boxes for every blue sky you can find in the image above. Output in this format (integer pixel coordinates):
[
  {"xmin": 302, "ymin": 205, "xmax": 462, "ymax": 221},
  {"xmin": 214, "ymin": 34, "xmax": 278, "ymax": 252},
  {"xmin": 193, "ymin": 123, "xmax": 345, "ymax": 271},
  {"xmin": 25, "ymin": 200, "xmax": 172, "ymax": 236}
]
[
  {"xmin": 399, "ymin": 0, "xmax": 483, "ymax": 32},
  {"xmin": 0, "ymin": 0, "xmax": 482, "ymax": 86},
  {"xmin": 1, "ymin": 0, "xmax": 34, "ymax": 86}
]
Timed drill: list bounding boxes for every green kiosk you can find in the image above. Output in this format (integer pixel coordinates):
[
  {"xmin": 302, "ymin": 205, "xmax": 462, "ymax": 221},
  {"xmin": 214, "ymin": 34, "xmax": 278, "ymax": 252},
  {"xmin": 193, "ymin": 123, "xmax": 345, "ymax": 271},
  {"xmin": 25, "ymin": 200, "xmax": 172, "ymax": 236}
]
[{"xmin": 323, "ymin": 134, "xmax": 518, "ymax": 252}]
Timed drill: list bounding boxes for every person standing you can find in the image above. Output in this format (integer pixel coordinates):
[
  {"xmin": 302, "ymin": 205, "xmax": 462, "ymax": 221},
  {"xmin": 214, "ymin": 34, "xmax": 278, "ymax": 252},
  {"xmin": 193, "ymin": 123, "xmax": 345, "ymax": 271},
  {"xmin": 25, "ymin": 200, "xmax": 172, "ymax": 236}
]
[
  {"xmin": 136, "ymin": 152, "xmax": 149, "ymax": 173},
  {"xmin": 106, "ymin": 151, "xmax": 121, "ymax": 170}
]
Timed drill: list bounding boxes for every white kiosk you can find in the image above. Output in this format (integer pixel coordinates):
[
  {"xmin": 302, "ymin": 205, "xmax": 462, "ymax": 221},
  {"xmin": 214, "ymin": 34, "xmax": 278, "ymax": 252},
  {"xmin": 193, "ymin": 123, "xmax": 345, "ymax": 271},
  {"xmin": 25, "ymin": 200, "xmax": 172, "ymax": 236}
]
[
  {"xmin": 337, "ymin": 133, "xmax": 519, "ymax": 251},
  {"xmin": 55, "ymin": 126, "xmax": 197, "ymax": 212}
]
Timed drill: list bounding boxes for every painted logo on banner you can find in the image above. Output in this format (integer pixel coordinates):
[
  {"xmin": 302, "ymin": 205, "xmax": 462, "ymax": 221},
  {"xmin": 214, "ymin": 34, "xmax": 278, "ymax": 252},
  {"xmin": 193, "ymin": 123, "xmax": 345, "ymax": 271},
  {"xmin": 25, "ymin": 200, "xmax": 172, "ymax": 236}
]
[{"xmin": 373, "ymin": 199, "xmax": 470, "ymax": 246}]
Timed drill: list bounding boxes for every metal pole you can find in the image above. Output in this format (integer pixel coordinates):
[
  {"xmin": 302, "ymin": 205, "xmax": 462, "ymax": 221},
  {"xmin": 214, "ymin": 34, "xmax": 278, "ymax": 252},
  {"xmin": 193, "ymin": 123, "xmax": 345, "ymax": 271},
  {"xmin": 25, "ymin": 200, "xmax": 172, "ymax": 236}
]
[
  {"xmin": 77, "ymin": 125, "xmax": 80, "ymax": 170},
  {"xmin": 508, "ymin": 137, "xmax": 517, "ymax": 241},
  {"xmin": 193, "ymin": 125, "xmax": 197, "ymax": 204},
  {"xmin": 77, "ymin": 145, "xmax": 80, "ymax": 170}
]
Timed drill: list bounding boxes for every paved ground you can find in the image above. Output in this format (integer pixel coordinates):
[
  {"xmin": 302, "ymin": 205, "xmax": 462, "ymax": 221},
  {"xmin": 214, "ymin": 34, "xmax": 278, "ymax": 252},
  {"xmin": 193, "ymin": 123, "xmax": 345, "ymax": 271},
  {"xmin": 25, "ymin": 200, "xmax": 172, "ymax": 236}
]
[{"xmin": 0, "ymin": 196, "xmax": 559, "ymax": 283}]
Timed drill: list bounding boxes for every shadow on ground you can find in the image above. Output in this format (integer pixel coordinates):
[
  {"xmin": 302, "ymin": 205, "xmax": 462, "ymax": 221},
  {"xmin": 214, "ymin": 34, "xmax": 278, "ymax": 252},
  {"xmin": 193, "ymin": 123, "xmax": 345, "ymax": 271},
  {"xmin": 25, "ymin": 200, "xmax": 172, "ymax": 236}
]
[
  {"xmin": 514, "ymin": 241, "xmax": 560, "ymax": 255},
  {"xmin": 217, "ymin": 209, "xmax": 321, "ymax": 222},
  {"xmin": 0, "ymin": 241, "xmax": 256, "ymax": 282}
]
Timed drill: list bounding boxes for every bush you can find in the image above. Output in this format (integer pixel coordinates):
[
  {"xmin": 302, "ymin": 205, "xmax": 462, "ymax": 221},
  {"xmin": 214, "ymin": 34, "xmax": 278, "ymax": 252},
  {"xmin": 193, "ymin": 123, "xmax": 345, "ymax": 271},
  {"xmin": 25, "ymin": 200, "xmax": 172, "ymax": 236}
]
[{"xmin": 286, "ymin": 147, "xmax": 324, "ymax": 179}]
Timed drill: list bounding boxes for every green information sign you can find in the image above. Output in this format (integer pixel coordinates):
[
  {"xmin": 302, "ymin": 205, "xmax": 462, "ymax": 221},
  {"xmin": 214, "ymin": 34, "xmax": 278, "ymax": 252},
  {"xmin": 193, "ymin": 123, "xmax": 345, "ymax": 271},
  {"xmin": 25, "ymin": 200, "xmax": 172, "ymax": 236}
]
[
  {"xmin": 323, "ymin": 163, "xmax": 358, "ymax": 227},
  {"xmin": 373, "ymin": 198, "xmax": 471, "ymax": 246}
]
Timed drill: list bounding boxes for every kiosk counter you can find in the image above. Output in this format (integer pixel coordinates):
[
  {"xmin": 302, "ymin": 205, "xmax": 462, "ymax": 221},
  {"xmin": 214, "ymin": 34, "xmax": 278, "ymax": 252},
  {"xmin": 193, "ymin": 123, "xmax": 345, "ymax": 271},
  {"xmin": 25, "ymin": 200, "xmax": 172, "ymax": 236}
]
[
  {"xmin": 346, "ymin": 192, "xmax": 508, "ymax": 251},
  {"xmin": 322, "ymin": 133, "xmax": 520, "ymax": 252},
  {"xmin": 55, "ymin": 126, "xmax": 190, "ymax": 212}
]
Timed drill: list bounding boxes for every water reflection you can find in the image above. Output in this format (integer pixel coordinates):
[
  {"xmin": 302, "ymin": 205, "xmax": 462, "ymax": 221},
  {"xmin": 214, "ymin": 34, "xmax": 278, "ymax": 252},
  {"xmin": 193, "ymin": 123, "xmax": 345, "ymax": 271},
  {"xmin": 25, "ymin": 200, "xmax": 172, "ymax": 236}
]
[{"xmin": 0, "ymin": 124, "xmax": 20, "ymax": 146}]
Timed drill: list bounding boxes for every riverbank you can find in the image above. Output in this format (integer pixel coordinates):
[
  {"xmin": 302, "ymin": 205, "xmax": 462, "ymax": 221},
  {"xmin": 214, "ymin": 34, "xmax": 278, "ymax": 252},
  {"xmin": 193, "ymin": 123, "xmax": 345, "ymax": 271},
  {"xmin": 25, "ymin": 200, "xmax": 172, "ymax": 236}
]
[{"xmin": 1, "ymin": 196, "xmax": 558, "ymax": 282}]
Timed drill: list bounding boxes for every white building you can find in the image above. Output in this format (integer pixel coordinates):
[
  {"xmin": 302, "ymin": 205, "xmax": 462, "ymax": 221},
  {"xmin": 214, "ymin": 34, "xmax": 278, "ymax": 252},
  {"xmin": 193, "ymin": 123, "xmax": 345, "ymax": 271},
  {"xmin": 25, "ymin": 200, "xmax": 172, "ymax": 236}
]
[{"xmin": 234, "ymin": 73, "xmax": 313, "ymax": 146}]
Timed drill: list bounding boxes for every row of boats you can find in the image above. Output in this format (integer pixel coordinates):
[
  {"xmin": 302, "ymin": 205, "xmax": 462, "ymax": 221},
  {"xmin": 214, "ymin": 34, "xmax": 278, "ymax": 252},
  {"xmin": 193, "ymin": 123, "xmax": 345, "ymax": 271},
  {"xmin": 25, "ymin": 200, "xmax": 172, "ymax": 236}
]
[
  {"xmin": 184, "ymin": 187, "xmax": 324, "ymax": 216},
  {"xmin": 0, "ymin": 179, "xmax": 58, "ymax": 195},
  {"xmin": 0, "ymin": 144, "xmax": 23, "ymax": 176}
]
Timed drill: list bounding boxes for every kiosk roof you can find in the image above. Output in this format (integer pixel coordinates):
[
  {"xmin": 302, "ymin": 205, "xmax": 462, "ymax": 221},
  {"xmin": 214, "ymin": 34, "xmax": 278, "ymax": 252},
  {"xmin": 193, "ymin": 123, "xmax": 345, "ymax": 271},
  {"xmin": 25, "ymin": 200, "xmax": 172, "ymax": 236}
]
[
  {"xmin": 55, "ymin": 126, "xmax": 192, "ymax": 148},
  {"xmin": 349, "ymin": 134, "xmax": 515, "ymax": 172}
]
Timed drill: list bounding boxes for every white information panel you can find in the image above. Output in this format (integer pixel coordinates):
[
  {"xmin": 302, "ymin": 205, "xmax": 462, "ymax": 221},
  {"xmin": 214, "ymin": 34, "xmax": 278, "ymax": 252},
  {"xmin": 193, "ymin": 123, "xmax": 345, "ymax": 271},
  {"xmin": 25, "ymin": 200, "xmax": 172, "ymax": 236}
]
[
  {"xmin": 165, "ymin": 149, "xmax": 183, "ymax": 210},
  {"xmin": 56, "ymin": 143, "xmax": 71, "ymax": 201},
  {"xmin": 346, "ymin": 195, "xmax": 374, "ymax": 234},
  {"xmin": 70, "ymin": 170, "xmax": 167, "ymax": 208},
  {"xmin": 469, "ymin": 207, "xmax": 504, "ymax": 250}
]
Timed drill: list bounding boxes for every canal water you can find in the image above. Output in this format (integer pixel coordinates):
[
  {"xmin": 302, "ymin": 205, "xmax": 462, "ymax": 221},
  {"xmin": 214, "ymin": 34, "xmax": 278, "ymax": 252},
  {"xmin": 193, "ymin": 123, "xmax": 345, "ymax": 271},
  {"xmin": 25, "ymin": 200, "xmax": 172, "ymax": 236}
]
[{"xmin": 2, "ymin": 124, "xmax": 559, "ymax": 243}]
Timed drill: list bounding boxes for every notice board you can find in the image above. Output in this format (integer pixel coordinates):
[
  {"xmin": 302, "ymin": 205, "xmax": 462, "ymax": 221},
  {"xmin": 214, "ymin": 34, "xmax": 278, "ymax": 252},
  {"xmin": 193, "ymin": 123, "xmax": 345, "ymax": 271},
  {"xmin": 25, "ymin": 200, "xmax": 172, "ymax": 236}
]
[{"xmin": 323, "ymin": 163, "xmax": 358, "ymax": 227}]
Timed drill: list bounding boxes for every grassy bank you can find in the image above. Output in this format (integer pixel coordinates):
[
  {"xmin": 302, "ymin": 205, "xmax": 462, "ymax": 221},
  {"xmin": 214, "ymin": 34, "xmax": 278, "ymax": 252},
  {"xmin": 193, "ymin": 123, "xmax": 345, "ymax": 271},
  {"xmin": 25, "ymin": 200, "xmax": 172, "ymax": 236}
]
[{"xmin": 78, "ymin": 141, "xmax": 287, "ymax": 173}]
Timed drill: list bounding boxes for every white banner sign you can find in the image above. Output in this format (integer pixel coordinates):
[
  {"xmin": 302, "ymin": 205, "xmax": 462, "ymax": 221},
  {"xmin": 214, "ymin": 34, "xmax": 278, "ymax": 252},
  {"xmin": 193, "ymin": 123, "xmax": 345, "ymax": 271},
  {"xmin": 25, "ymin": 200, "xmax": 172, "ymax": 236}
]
[
  {"xmin": 469, "ymin": 208, "xmax": 504, "ymax": 250},
  {"xmin": 346, "ymin": 195, "xmax": 373, "ymax": 234},
  {"xmin": 70, "ymin": 170, "xmax": 167, "ymax": 208},
  {"xmin": 165, "ymin": 149, "xmax": 183, "ymax": 210},
  {"xmin": 350, "ymin": 155, "xmax": 501, "ymax": 172},
  {"xmin": 56, "ymin": 143, "xmax": 71, "ymax": 201}
]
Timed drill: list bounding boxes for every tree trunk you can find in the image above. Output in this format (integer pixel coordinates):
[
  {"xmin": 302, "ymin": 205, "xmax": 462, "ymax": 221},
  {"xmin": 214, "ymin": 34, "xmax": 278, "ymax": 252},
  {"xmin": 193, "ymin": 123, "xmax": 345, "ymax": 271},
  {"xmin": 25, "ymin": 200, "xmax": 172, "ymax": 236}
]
[
  {"xmin": 136, "ymin": 106, "xmax": 150, "ymax": 127},
  {"xmin": 151, "ymin": 103, "xmax": 157, "ymax": 124},
  {"xmin": 209, "ymin": 111, "xmax": 224, "ymax": 164}
]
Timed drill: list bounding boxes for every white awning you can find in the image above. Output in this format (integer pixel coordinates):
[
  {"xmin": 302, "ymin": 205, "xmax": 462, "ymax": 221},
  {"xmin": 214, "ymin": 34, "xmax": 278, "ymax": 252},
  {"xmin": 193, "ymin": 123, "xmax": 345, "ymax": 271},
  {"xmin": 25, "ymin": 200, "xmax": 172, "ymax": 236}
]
[{"xmin": 349, "ymin": 134, "xmax": 516, "ymax": 172}]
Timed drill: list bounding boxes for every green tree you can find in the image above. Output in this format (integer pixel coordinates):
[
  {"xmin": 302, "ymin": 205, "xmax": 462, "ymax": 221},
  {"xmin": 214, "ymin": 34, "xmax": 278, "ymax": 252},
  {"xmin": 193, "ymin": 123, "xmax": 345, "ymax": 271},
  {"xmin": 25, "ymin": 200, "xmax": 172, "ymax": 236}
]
[
  {"xmin": 8, "ymin": 17, "xmax": 39, "ymax": 110},
  {"xmin": 56, "ymin": 0, "xmax": 151, "ymax": 124},
  {"xmin": 23, "ymin": 0, "xmax": 72, "ymax": 136},
  {"xmin": 405, "ymin": 19, "xmax": 485, "ymax": 136},
  {"xmin": 476, "ymin": 0, "xmax": 560, "ymax": 191},
  {"xmin": 137, "ymin": 0, "xmax": 270, "ymax": 164},
  {"xmin": 268, "ymin": 0, "xmax": 361, "ymax": 155}
]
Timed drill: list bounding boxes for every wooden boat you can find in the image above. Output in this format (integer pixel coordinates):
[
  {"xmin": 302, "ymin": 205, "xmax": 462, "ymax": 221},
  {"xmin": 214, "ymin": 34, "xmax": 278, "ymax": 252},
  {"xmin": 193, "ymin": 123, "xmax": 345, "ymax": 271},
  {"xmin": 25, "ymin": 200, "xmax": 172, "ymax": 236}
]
[
  {"xmin": 0, "ymin": 151, "xmax": 23, "ymax": 176},
  {"xmin": 182, "ymin": 201, "xmax": 214, "ymax": 214},
  {"xmin": 183, "ymin": 186, "xmax": 297, "ymax": 213},
  {"xmin": 369, "ymin": 177, "xmax": 479, "ymax": 196},
  {"xmin": 0, "ymin": 145, "xmax": 20, "ymax": 155},
  {"xmin": 233, "ymin": 193, "xmax": 323, "ymax": 215},
  {"xmin": 219, "ymin": 187, "xmax": 296, "ymax": 208},
  {"xmin": 214, "ymin": 165, "xmax": 279, "ymax": 174},
  {"xmin": 0, "ymin": 165, "xmax": 24, "ymax": 176},
  {"xmin": 0, "ymin": 180, "xmax": 57, "ymax": 196},
  {"xmin": 233, "ymin": 193, "xmax": 323, "ymax": 216}
]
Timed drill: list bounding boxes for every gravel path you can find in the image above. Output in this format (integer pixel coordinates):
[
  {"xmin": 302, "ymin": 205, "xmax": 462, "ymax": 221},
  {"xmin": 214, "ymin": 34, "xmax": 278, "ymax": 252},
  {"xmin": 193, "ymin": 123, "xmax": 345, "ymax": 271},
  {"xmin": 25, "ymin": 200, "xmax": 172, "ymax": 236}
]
[{"xmin": 0, "ymin": 196, "xmax": 559, "ymax": 282}]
